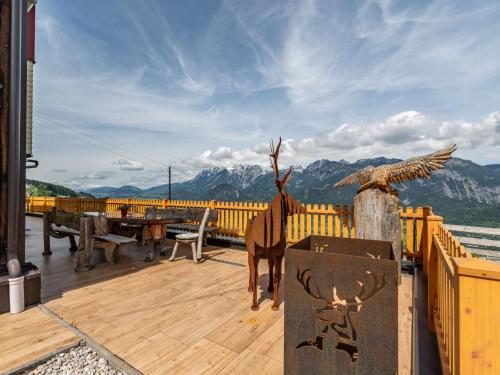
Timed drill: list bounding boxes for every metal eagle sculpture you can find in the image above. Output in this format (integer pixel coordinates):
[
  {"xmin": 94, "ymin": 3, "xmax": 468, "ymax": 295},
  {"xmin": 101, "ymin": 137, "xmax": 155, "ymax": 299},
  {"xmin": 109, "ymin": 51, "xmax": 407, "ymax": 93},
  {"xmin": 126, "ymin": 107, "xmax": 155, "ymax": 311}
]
[{"xmin": 334, "ymin": 145, "xmax": 457, "ymax": 196}]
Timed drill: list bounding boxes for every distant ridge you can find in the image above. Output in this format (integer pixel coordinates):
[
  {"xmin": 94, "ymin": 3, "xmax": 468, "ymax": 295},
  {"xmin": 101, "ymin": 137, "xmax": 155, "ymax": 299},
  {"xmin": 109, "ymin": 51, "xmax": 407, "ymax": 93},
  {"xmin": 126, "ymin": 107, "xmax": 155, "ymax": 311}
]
[
  {"xmin": 485, "ymin": 164, "xmax": 500, "ymax": 173},
  {"xmin": 27, "ymin": 179, "xmax": 93, "ymax": 198},
  {"xmin": 79, "ymin": 158, "xmax": 500, "ymax": 227}
]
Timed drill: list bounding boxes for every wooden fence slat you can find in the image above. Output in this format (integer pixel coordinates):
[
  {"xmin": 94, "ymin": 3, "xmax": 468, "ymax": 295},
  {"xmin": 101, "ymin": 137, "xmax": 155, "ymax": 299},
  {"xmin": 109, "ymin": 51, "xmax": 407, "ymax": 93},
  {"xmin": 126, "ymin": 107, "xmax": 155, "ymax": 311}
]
[
  {"xmin": 313, "ymin": 204, "xmax": 319, "ymax": 237},
  {"xmin": 319, "ymin": 204, "xmax": 326, "ymax": 236},
  {"xmin": 327, "ymin": 204, "xmax": 333, "ymax": 237},
  {"xmin": 306, "ymin": 204, "xmax": 312, "ymax": 236},
  {"xmin": 342, "ymin": 205, "xmax": 349, "ymax": 238},
  {"xmin": 334, "ymin": 205, "xmax": 341, "ymax": 237},
  {"xmin": 406, "ymin": 207, "xmax": 414, "ymax": 255}
]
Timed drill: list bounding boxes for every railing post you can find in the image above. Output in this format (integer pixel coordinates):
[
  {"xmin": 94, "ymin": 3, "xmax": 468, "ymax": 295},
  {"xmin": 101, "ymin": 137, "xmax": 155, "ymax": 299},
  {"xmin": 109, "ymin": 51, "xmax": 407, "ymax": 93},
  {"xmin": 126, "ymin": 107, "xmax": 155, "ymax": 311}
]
[
  {"xmin": 209, "ymin": 200, "xmax": 217, "ymax": 210},
  {"xmin": 453, "ymin": 258, "xmax": 500, "ymax": 374},
  {"xmin": 426, "ymin": 213, "xmax": 443, "ymax": 332},
  {"xmin": 422, "ymin": 207, "xmax": 433, "ymax": 274}
]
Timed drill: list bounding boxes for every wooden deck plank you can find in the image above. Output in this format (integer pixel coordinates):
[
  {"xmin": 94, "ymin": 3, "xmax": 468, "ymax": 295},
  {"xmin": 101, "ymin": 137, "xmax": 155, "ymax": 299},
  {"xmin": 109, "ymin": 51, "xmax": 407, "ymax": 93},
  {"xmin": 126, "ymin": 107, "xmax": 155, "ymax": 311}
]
[
  {"xmin": 399, "ymin": 275, "xmax": 413, "ymax": 375},
  {"xmin": 206, "ymin": 299, "xmax": 283, "ymax": 353},
  {"xmin": 148, "ymin": 338, "xmax": 238, "ymax": 375},
  {"xmin": 247, "ymin": 316, "xmax": 284, "ymax": 363},
  {"xmin": 117, "ymin": 332, "xmax": 188, "ymax": 374},
  {"xmin": 0, "ymin": 308, "xmax": 80, "ymax": 373},
  {"xmin": 218, "ymin": 348, "xmax": 282, "ymax": 375}
]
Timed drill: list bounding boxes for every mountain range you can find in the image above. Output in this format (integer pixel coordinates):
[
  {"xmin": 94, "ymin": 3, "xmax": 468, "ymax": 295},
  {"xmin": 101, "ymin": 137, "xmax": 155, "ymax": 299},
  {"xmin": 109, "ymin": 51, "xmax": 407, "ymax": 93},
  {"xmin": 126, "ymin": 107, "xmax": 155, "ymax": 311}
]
[{"xmin": 83, "ymin": 158, "xmax": 500, "ymax": 227}]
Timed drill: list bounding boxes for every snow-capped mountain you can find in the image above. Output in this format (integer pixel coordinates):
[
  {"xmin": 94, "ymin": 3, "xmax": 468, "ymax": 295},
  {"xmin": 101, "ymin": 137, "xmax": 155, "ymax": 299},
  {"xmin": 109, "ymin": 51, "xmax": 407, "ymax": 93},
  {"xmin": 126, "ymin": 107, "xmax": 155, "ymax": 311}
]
[{"xmin": 83, "ymin": 158, "xmax": 500, "ymax": 226}]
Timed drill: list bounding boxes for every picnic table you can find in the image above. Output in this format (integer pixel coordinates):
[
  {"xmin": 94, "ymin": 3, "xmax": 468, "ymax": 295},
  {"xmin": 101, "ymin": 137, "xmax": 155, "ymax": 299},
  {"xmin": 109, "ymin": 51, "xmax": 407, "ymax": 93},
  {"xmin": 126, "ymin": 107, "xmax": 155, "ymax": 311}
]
[{"xmin": 85, "ymin": 213, "xmax": 182, "ymax": 261}]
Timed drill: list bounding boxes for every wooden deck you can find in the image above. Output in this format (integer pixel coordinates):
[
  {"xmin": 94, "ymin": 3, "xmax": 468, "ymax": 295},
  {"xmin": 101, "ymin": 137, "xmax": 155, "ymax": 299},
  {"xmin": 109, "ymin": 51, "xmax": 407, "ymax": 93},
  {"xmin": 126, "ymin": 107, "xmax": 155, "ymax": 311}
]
[{"xmin": 0, "ymin": 216, "xmax": 413, "ymax": 374}]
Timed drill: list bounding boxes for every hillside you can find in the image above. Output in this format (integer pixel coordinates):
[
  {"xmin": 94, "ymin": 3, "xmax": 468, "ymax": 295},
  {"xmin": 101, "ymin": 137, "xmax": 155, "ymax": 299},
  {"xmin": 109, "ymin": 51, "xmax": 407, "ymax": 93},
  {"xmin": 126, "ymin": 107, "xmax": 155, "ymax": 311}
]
[
  {"xmin": 27, "ymin": 179, "xmax": 93, "ymax": 198},
  {"xmin": 80, "ymin": 158, "xmax": 500, "ymax": 227},
  {"xmin": 486, "ymin": 164, "xmax": 500, "ymax": 173}
]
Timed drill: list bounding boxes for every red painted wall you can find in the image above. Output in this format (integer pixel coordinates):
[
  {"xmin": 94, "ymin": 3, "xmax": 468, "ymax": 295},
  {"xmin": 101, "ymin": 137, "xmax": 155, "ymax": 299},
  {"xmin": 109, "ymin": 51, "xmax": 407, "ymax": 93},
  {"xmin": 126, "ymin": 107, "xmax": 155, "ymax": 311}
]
[{"xmin": 27, "ymin": 5, "xmax": 35, "ymax": 61}]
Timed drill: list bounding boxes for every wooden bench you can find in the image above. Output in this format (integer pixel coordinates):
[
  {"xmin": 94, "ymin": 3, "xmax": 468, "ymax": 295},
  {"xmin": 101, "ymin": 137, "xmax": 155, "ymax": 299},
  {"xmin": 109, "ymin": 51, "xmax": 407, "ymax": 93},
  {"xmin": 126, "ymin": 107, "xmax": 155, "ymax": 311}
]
[
  {"xmin": 43, "ymin": 208, "xmax": 137, "ymax": 271},
  {"xmin": 144, "ymin": 207, "xmax": 218, "ymax": 246},
  {"xmin": 43, "ymin": 208, "xmax": 83, "ymax": 255}
]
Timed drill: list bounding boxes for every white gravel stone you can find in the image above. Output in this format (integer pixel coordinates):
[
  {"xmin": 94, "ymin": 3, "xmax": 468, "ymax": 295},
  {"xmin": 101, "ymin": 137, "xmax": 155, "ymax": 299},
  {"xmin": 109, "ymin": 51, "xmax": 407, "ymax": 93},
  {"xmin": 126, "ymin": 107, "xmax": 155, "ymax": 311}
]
[{"xmin": 28, "ymin": 346, "xmax": 125, "ymax": 375}]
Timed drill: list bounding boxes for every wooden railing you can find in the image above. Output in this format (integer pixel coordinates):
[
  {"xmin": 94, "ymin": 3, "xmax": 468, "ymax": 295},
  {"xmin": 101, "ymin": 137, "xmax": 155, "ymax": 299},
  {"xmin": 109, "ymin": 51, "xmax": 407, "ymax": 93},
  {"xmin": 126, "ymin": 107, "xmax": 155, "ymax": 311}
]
[
  {"xmin": 446, "ymin": 224, "xmax": 500, "ymax": 261},
  {"xmin": 425, "ymin": 215, "xmax": 500, "ymax": 374},
  {"xmin": 26, "ymin": 197, "xmax": 425, "ymax": 254}
]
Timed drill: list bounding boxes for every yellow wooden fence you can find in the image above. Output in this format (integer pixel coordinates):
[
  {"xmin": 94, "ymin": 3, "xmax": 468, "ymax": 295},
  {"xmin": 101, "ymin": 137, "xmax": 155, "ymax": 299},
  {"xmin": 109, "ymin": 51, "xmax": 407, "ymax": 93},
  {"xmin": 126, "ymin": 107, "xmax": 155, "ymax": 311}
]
[
  {"xmin": 424, "ymin": 213, "xmax": 500, "ymax": 374},
  {"xmin": 26, "ymin": 197, "xmax": 424, "ymax": 256}
]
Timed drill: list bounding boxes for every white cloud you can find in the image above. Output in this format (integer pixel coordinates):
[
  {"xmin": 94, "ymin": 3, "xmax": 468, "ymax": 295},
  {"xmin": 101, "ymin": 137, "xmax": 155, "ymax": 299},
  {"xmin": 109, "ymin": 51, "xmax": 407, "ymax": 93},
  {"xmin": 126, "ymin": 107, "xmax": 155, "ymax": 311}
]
[
  {"xmin": 226, "ymin": 0, "xmax": 500, "ymax": 113},
  {"xmin": 73, "ymin": 171, "xmax": 115, "ymax": 180},
  {"xmin": 181, "ymin": 111, "xmax": 500, "ymax": 174},
  {"xmin": 114, "ymin": 160, "xmax": 145, "ymax": 171}
]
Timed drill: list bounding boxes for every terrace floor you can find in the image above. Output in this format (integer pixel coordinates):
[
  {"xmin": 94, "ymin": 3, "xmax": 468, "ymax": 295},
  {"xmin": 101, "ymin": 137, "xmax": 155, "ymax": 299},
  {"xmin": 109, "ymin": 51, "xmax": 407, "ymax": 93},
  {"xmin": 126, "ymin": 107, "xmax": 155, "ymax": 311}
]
[{"xmin": 0, "ymin": 217, "xmax": 413, "ymax": 374}]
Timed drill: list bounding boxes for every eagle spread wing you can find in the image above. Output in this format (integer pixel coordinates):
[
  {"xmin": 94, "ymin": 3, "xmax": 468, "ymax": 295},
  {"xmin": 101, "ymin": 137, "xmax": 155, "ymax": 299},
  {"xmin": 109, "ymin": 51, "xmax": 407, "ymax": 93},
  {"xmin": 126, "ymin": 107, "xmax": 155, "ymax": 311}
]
[
  {"xmin": 386, "ymin": 144, "xmax": 456, "ymax": 184},
  {"xmin": 334, "ymin": 169, "xmax": 366, "ymax": 188}
]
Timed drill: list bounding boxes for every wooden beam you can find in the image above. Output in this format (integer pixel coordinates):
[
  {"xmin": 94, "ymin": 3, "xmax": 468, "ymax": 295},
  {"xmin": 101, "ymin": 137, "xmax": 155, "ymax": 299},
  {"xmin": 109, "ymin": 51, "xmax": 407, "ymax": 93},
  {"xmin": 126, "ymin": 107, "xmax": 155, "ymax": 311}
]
[{"xmin": 452, "ymin": 257, "xmax": 500, "ymax": 281}]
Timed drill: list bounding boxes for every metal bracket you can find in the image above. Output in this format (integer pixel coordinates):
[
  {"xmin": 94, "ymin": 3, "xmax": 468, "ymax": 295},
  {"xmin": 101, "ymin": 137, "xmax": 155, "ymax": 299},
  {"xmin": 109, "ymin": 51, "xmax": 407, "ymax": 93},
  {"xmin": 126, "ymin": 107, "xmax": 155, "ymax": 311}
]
[{"xmin": 26, "ymin": 158, "xmax": 38, "ymax": 168}]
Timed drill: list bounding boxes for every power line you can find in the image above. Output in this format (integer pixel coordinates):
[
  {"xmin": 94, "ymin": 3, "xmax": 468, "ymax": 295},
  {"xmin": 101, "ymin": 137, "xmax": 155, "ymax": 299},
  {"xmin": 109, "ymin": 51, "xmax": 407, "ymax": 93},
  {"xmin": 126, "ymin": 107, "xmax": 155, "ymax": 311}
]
[
  {"xmin": 36, "ymin": 116, "xmax": 170, "ymax": 170},
  {"xmin": 38, "ymin": 121, "xmax": 163, "ymax": 171}
]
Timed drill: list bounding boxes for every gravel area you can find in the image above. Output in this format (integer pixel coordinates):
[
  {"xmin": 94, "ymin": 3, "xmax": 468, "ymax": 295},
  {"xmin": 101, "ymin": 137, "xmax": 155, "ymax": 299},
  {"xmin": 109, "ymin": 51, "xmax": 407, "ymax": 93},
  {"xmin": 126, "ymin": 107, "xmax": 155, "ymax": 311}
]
[{"xmin": 28, "ymin": 346, "xmax": 125, "ymax": 375}]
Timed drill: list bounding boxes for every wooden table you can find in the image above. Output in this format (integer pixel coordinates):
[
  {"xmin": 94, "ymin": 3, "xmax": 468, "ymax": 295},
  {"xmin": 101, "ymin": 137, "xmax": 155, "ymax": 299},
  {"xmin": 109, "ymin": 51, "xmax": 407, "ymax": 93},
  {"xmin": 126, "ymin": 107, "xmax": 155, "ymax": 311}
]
[
  {"xmin": 109, "ymin": 217, "xmax": 182, "ymax": 261},
  {"xmin": 85, "ymin": 213, "xmax": 181, "ymax": 261}
]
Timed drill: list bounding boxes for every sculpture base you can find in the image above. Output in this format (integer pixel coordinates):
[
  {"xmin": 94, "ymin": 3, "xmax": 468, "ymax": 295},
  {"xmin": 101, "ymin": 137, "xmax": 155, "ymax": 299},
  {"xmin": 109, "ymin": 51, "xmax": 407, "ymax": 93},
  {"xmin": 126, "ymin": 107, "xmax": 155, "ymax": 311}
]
[{"xmin": 354, "ymin": 189, "xmax": 402, "ymax": 280}]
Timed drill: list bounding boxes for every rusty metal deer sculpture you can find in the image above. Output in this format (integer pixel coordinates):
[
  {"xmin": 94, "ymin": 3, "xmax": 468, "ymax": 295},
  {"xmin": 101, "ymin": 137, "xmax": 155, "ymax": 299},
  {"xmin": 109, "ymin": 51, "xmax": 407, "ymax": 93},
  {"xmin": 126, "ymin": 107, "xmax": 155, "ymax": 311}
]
[{"xmin": 245, "ymin": 137, "xmax": 306, "ymax": 311}]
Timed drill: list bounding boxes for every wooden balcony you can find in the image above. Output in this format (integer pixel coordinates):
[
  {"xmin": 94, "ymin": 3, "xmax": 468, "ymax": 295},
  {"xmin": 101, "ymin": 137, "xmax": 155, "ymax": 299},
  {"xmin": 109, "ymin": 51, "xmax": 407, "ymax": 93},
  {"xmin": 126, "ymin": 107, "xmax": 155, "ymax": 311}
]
[
  {"xmin": 0, "ymin": 216, "xmax": 414, "ymax": 374},
  {"xmin": 1, "ymin": 198, "xmax": 499, "ymax": 374}
]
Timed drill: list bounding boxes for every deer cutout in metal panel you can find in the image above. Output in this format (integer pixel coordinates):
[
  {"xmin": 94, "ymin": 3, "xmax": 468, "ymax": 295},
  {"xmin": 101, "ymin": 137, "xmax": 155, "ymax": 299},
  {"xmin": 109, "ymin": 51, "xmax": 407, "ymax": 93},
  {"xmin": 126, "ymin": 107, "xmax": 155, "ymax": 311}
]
[
  {"xmin": 245, "ymin": 137, "xmax": 306, "ymax": 311},
  {"xmin": 296, "ymin": 268, "xmax": 388, "ymax": 362}
]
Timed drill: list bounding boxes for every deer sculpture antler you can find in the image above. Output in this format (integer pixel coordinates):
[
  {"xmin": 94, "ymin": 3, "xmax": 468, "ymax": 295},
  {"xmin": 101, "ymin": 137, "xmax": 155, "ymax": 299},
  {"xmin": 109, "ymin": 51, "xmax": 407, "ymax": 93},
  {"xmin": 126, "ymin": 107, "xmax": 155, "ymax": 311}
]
[
  {"xmin": 270, "ymin": 137, "xmax": 292, "ymax": 192},
  {"xmin": 351, "ymin": 271, "xmax": 387, "ymax": 312},
  {"xmin": 297, "ymin": 268, "xmax": 387, "ymax": 310},
  {"xmin": 296, "ymin": 269, "xmax": 333, "ymax": 307}
]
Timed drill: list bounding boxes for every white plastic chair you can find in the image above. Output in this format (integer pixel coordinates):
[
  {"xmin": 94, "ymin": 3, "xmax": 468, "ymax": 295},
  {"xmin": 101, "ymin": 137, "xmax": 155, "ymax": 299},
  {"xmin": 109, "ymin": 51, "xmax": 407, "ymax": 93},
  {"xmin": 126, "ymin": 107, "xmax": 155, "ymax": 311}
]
[{"xmin": 169, "ymin": 207, "xmax": 210, "ymax": 263}]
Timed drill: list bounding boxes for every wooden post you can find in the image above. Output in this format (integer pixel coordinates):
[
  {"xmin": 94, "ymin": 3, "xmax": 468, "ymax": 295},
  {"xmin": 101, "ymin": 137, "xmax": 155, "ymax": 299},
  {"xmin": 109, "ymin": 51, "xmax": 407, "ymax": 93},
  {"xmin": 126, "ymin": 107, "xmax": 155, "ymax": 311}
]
[
  {"xmin": 42, "ymin": 212, "xmax": 52, "ymax": 255},
  {"xmin": 354, "ymin": 189, "xmax": 402, "ymax": 281},
  {"xmin": 92, "ymin": 215, "xmax": 108, "ymax": 236},
  {"xmin": 75, "ymin": 216, "xmax": 94, "ymax": 272},
  {"xmin": 421, "ymin": 207, "xmax": 434, "ymax": 274},
  {"xmin": 426, "ymin": 214, "xmax": 443, "ymax": 332},
  {"xmin": 168, "ymin": 166, "xmax": 171, "ymax": 201},
  {"xmin": 452, "ymin": 258, "xmax": 500, "ymax": 374}
]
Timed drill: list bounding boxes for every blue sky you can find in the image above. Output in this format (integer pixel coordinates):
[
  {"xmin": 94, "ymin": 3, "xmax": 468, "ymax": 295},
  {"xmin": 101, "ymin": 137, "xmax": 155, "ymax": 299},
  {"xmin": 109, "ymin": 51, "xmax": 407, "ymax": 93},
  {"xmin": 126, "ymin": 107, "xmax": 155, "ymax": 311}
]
[{"xmin": 28, "ymin": 0, "xmax": 500, "ymax": 189}]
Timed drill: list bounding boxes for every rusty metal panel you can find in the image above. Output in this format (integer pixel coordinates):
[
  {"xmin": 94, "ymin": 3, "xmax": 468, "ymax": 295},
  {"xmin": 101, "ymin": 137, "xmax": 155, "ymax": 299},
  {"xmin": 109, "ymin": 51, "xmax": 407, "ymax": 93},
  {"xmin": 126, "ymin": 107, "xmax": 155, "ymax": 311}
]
[{"xmin": 285, "ymin": 235, "xmax": 399, "ymax": 375}]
